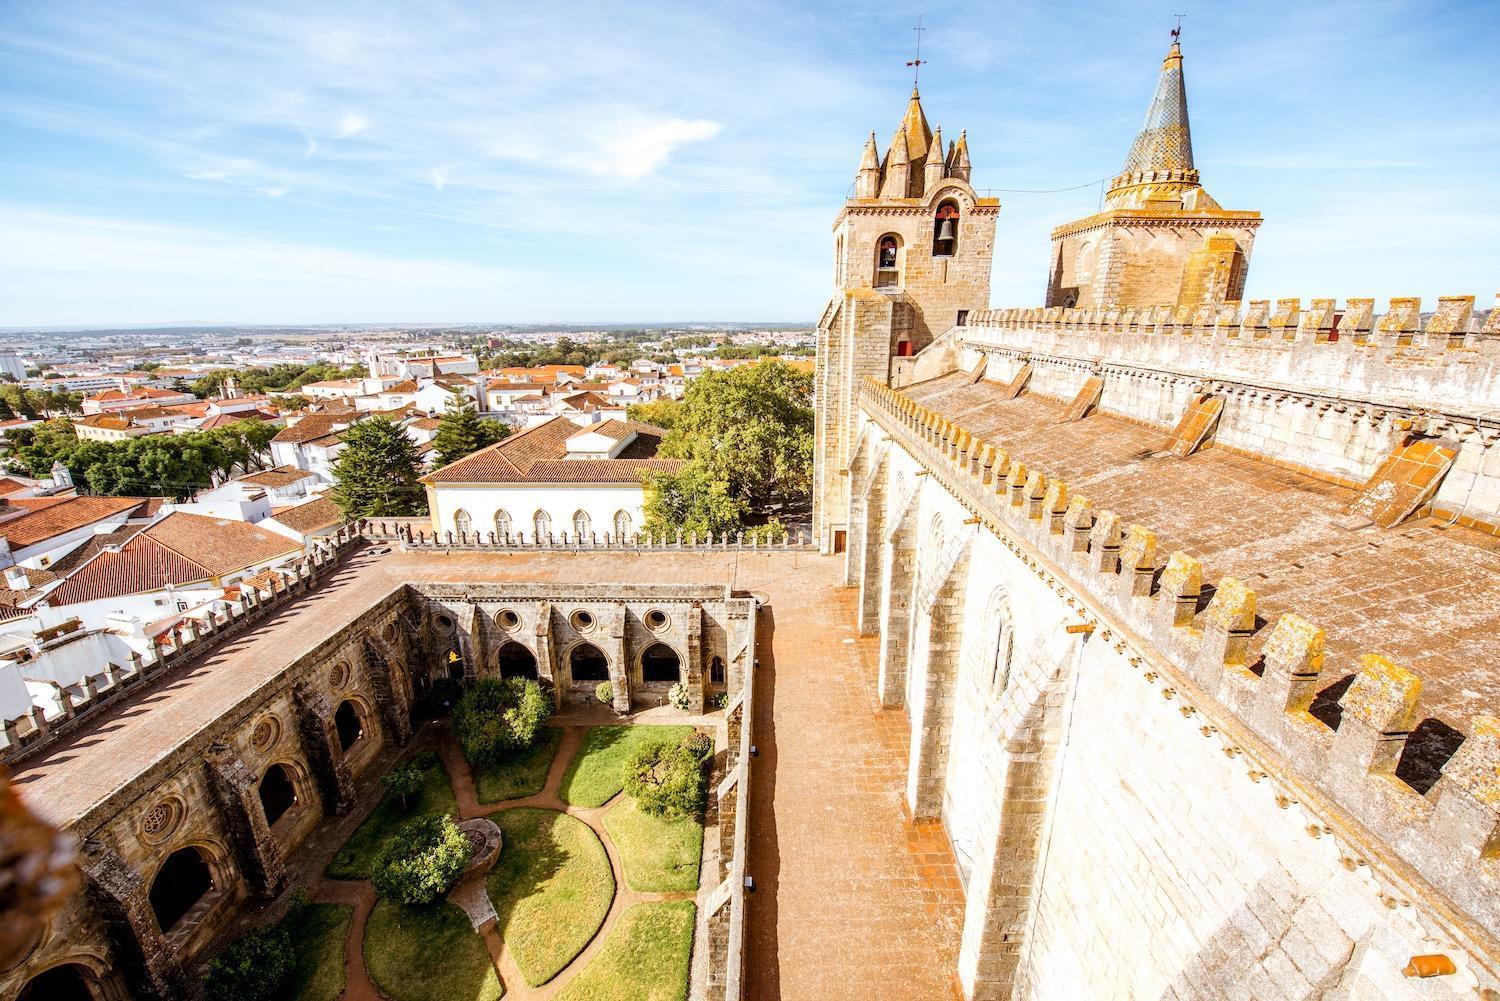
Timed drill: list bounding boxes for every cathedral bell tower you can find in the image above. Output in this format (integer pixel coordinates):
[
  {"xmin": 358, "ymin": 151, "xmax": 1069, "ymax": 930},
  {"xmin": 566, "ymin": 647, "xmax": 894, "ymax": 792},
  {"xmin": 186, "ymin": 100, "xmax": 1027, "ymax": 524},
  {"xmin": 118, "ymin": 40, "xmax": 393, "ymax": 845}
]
[{"xmin": 813, "ymin": 85, "xmax": 1000, "ymax": 551}]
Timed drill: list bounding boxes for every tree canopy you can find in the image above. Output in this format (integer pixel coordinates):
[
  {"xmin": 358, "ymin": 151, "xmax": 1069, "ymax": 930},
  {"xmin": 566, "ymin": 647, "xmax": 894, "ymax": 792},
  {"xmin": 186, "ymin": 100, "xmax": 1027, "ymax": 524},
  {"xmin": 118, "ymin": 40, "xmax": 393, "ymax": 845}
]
[
  {"xmin": 3, "ymin": 418, "xmax": 277, "ymax": 498},
  {"xmin": 330, "ymin": 417, "xmax": 428, "ymax": 518},
  {"xmin": 190, "ymin": 362, "xmax": 365, "ymax": 399},
  {"xmin": 431, "ymin": 388, "xmax": 508, "ymax": 467},
  {"xmin": 638, "ymin": 360, "xmax": 813, "ymax": 539}
]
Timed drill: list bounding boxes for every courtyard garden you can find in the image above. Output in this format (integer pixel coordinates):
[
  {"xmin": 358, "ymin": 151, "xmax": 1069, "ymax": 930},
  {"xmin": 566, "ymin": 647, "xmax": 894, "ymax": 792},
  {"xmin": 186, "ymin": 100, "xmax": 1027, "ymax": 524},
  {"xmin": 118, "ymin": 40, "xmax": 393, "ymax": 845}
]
[{"xmin": 207, "ymin": 680, "xmax": 710, "ymax": 1001}]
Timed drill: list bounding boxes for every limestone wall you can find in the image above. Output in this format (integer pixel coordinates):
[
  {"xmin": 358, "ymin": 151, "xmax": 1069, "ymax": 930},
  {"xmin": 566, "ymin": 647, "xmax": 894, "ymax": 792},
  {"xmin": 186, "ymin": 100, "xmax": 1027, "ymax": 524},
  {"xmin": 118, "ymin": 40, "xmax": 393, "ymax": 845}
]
[{"xmin": 844, "ymin": 388, "xmax": 1500, "ymax": 1000}]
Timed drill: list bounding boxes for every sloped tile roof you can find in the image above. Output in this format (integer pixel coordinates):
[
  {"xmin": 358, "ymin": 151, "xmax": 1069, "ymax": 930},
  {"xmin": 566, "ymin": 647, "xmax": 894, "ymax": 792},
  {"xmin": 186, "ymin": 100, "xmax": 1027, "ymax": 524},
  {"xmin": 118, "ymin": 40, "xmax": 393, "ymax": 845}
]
[
  {"xmin": 0, "ymin": 496, "xmax": 145, "ymax": 548},
  {"xmin": 239, "ymin": 465, "xmax": 316, "ymax": 488},
  {"xmin": 270, "ymin": 495, "xmax": 343, "ymax": 535},
  {"xmin": 422, "ymin": 415, "xmax": 680, "ymax": 484},
  {"xmin": 272, "ymin": 414, "xmax": 348, "ymax": 444}
]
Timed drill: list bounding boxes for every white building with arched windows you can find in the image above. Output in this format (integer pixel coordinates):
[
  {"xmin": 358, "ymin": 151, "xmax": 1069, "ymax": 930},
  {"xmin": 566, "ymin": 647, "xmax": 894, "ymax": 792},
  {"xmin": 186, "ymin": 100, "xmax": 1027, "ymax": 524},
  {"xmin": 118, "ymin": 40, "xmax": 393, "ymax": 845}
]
[{"xmin": 421, "ymin": 415, "xmax": 681, "ymax": 542}]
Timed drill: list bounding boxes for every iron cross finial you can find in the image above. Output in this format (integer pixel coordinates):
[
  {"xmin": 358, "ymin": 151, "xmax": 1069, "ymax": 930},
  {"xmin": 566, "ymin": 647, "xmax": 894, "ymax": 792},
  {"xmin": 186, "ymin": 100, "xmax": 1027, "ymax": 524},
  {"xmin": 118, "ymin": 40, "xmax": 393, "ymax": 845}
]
[{"xmin": 906, "ymin": 15, "xmax": 927, "ymax": 85}]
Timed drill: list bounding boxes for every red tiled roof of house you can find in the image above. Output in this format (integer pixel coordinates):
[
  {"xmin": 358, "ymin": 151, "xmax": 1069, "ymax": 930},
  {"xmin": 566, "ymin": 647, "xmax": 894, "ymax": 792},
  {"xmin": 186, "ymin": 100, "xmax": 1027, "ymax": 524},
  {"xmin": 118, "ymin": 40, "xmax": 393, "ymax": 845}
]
[
  {"xmin": 270, "ymin": 495, "xmax": 343, "ymax": 535},
  {"xmin": 75, "ymin": 414, "xmax": 135, "ymax": 431},
  {"xmin": 422, "ymin": 416, "xmax": 679, "ymax": 485},
  {"xmin": 84, "ymin": 386, "xmax": 193, "ymax": 404},
  {"xmin": 0, "ymin": 478, "xmax": 29, "ymax": 496},
  {"xmin": 271, "ymin": 414, "xmax": 349, "ymax": 444},
  {"xmin": 42, "ymin": 512, "xmax": 300, "ymax": 606},
  {"xmin": 239, "ymin": 466, "xmax": 316, "ymax": 488},
  {"xmin": 198, "ymin": 410, "xmax": 278, "ymax": 429},
  {"xmin": 0, "ymin": 496, "xmax": 145, "ymax": 549},
  {"xmin": 383, "ymin": 380, "xmax": 420, "ymax": 394}
]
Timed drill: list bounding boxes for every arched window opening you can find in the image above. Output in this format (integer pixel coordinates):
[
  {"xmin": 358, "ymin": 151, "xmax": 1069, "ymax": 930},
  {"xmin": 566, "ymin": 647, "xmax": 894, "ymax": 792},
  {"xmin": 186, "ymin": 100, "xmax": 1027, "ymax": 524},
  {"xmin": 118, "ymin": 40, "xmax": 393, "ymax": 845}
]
[
  {"xmin": 445, "ymin": 646, "xmax": 465, "ymax": 680},
  {"xmin": 570, "ymin": 643, "xmax": 609, "ymax": 682},
  {"xmin": 494, "ymin": 510, "xmax": 512, "ymax": 539},
  {"xmin": 709, "ymin": 655, "xmax": 726, "ymax": 685},
  {"xmin": 987, "ymin": 592, "xmax": 1014, "ymax": 695},
  {"xmin": 18, "ymin": 965, "xmax": 96, "ymax": 1001},
  {"xmin": 573, "ymin": 510, "xmax": 591, "ymax": 539},
  {"xmin": 933, "ymin": 201, "xmax": 959, "ymax": 257},
  {"xmin": 613, "ymin": 509, "xmax": 632, "ymax": 540},
  {"xmin": 453, "ymin": 509, "xmax": 472, "ymax": 538},
  {"xmin": 258, "ymin": 764, "xmax": 297, "ymax": 826},
  {"xmin": 640, "ymin": 643, "xmax": 681, "ymax": 684},
  {"xmin": 874, "ymin": 234, "xmax": 901, "ymax": 288},
  {"xmin": 149, "ymin": 847, "xmax": 213, "ymax": 934},
  {"xmin": 498, "ymin": 641, "xmax": 538, "ymax": 680},
  {"xmin": 533, "ymin": 510, "xmax": 552, "ymax": 540},
  {"xmin": 334, "ymin": 700, "xmax": 364, "ymax": 751}
]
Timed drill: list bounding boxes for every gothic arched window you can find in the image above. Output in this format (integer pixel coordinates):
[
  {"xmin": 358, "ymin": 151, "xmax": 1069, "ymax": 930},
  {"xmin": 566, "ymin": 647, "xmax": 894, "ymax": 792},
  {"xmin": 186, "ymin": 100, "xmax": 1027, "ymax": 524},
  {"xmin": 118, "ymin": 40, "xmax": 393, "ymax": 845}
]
[
  {"xmin": 874, "ymin": 234, "xmax": 901, "ymax": 288},
  {"xmin": 494, "ymin": 510, "xmax": 512, "ymax": 539},
  {"xmin": 453, "ymin": 509, "xmax": 472, "ymax": 538},
  {"xmin": 614, "ymin": 509, "xmax": 632, "ymax": 540},
  {"xmin": 987, "ymin": 590, "xmax": 1015, "ymax": 694},
  {"xmin": 533, "ymin": 510, "xmax": 552, "ymax": 540},
  {"xmin": 573, "ymin": 510, "xmax": 591, "ymax": 539},
  {"xmin": 933, "ymin": 201, "xmax": 959, "ymax": 258}
]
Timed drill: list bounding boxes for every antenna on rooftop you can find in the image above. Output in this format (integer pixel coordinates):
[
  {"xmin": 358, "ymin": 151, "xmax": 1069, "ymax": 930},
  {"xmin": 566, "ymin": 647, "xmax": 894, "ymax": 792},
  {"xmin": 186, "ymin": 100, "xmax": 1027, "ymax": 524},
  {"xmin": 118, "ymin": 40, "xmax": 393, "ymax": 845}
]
[{"xmin": 907, "ymin": 15, "xmax": 927, "ymax": 86}]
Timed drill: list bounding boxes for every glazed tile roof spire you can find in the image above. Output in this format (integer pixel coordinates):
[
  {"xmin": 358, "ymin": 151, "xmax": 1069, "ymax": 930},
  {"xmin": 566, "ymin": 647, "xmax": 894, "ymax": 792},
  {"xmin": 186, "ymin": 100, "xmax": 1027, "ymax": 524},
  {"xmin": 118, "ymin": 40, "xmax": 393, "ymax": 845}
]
[
  {"xmin": 888, "ymin": 86, "xmax": 932, "ymax": 167},
  {"xmin": 1120, "ymin": 39, "xmax": 1195, "ymax": 176}
]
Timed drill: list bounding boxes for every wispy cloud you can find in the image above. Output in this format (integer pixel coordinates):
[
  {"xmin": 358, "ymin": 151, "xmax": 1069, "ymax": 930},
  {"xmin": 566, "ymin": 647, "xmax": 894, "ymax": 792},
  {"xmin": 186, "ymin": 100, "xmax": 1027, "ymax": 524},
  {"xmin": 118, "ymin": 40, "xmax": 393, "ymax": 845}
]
[{"xmin": 334, "ymin": 113, "xmax": 369, "ymax": 138}]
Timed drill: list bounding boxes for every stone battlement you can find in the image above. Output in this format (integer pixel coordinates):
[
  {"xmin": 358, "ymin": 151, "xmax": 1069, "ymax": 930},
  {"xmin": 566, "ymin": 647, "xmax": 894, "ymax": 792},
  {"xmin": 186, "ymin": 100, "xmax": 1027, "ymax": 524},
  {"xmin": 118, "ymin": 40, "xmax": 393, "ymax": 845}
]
[
  {"xmin": 965, "ymin": 295, "xmax": 1500, "ymax": 413},
  {"xmin": 0, "ymin": 527, "xmax": 365, "ymax": 765},
  {"xmin": 366, "ymin": 520, "xmax": 816, "ymax": 551},
  {"xmin": 860, "ymin": 376, "xmax": 1500, "ymax": 956}
]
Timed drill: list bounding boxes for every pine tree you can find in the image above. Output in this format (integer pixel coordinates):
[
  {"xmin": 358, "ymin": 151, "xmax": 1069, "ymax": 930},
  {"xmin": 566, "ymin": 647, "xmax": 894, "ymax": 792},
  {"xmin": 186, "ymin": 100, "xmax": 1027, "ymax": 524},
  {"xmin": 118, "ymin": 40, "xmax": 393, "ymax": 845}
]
[
  {"xmin": 331, "ymin": 418, "xmax": 428, "ymax": 518},
  {"xmin": 432, "ymin": 388, "xmax": 508, "ymax": 468}
]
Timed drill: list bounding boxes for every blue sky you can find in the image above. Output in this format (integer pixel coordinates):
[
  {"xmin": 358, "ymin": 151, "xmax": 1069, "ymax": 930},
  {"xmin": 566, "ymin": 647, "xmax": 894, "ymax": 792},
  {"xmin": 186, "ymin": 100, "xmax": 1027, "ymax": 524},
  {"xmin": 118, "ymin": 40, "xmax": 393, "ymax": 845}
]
[{"xmin": 1, "ymin": 0, "xmax": 1496, "ymax": 326}]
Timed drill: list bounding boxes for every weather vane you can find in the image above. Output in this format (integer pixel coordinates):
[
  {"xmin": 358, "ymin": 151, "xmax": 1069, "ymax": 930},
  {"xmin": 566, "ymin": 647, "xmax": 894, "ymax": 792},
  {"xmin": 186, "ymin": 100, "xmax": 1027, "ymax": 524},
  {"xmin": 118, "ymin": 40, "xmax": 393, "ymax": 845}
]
[
  {"xmin": 907, "ymin": 15, "xmax": 927, "ymax": 85},
  {"xmin": 1172, "ymin": 13, "xmax": 1185, "ymax": 41}
]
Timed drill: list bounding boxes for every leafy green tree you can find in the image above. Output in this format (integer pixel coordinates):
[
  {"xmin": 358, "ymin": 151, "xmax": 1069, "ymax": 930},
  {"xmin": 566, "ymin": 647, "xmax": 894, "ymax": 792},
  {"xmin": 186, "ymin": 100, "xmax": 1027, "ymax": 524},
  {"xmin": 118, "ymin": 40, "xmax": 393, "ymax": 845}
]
[
  {"xmin": 382, "ymin": 764, "xmax": 425, "ymax": 812},
  {"xmin": 370, "ymin": 814, "xmax": 474, "ymax": 904},
  {"xmin": 452, "ymin": 678, "xmax": 551, "ymax": 768},
  {"xmin": 431, "ymin": 388, "xmax": 508, "ymax": 467},
  {"xmin": 329, "ymin": 418, "xmax": 427, "ymax": 518},
  {"xmin": 640, "ymin": 360, "xmax": 812, "ymax": 538},
  {"xmin": 204, "ymin": 919, "xmax": 296, "ymax": 1001},
  {"xmin": 625, "ymin": 398, "xmax": 681, "ymax": 432},
  {"xmin": 622, "ymin": 737, "xmax": 706, "ymax": 820}
]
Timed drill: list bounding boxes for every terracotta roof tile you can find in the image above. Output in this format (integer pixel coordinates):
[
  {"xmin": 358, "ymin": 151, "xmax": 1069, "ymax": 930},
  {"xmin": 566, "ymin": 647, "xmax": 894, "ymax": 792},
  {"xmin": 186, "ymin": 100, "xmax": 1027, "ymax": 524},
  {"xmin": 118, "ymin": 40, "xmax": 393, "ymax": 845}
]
[
  {"xmin": 0, "ymin": 496, "xmax": 145, "ymax": 548},
  {"xmin": 423, "ymin": 416, "xmax": 679, "ymax": 484},
  {"xmin": 239, "ymin": 466, "xmax": 316, "ymax": 488},
  {"xmin": 271, "ymin": 496, "xmax": 343, "ymax": 535}
]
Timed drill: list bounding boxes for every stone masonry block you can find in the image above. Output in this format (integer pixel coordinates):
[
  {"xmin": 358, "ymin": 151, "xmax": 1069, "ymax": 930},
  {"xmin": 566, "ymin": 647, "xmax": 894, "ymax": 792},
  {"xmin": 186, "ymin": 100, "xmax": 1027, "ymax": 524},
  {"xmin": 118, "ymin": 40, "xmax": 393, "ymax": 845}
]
[
  {"xmin": 1430, "ymin": 716, "xmax": 1500, "ymax": 858},
  {"xmin": 1120, "ymin": 524, "xmax": 1157, "ymax": 598},
  {"xmin": 1158, "ymin": 551, "xmax": 1202, "ymax": 627},
  {"xmin": 1260, "ymin": 613, "xmax": 1325, "ymax": 713}
]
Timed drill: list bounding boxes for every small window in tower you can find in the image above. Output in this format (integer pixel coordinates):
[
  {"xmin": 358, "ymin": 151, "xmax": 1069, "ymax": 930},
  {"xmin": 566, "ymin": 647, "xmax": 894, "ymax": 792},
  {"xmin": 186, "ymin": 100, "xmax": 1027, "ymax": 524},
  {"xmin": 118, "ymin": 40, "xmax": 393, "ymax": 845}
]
[
  {"xmin": 933, "ymin": 202, "xmax": 959, "ymax": 258},
  {"xmin": 956, "ymin": 310, "xmax": 969, "ymax": 327},
  {"xmin": 874, "ymin": 235, "xmax": 901, "ymax": 288}
]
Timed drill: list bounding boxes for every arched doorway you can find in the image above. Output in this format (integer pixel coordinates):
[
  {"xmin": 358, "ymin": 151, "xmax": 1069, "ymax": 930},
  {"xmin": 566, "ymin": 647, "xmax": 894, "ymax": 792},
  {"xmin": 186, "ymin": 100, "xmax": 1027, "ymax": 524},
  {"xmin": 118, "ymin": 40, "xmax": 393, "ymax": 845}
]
[
  {"xmin": 709, "ymin": 655, "xmax": 726, "ymax": 685},
  {"xmin": 18, "ymin": 964, "xmax": 96, "ymax": 1001},
  {"xmin": 334, "ymin": 700, "xmax": 363, "ymax": 751},
  {"xmin": 640, "ymin": 643, "xmax": 681, "ymax": 683},
  {"xmin": 149, "ymin": 847, "xmax": 213, "ymax": 934},
  {"xmin": 258, "ymin": 764, "xmax": 297, "ymax": 826},
  {"xmin": 498, "ymin": 641, "xmax": 538, "ymax": 680},
  {"xmin": 569, "ymin": 643, "xmax": 608, "ymax": 682}
]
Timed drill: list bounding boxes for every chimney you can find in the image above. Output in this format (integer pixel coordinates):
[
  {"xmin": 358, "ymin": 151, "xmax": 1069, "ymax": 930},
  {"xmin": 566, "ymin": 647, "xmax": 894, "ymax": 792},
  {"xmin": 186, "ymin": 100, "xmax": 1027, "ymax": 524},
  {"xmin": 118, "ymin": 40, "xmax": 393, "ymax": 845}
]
[{"xmin": 5, "ymin": 567, "xmax": 30, "ymax": 591}]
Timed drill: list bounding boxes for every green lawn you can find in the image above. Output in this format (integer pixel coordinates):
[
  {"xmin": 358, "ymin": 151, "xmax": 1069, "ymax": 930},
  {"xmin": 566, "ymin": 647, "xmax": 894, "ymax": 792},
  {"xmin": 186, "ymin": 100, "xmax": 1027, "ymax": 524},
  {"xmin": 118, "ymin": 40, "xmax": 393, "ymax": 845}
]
[
  {"xmin": 553, "ymin": 901, "xmax": 696, "ymax": 1001},
  {"xmin": 363, "ymin": 899, "xmax": 502, "ymax": 1001},
  {"xmin": 474, "ymin": 727, "xmax": 562, "ymax": 803},
  {"xmin": 486, "ymin": 808, "xmax": 615, "ymax": 986},
  {"xmin": 559, "ymin": 725, "xmax": 694, "ymax": 808},
  {"xmin": 326, "ymin": 753, "xmax": 456, "ymax": 879},
  {"xmin": 603, "ymin": 798, "xmax": 703, "ymax": 893},
  {"xmin": 285, "ymin": 902, "xmax": 353, "ymax": 1001}
]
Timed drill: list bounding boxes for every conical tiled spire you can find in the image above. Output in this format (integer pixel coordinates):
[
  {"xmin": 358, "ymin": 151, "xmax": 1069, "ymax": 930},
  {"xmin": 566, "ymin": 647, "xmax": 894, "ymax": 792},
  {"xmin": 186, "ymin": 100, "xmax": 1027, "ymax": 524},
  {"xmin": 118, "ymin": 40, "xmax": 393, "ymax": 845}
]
[
  {"xmin": 858, "ymin": 132, "xmax": 881, "ymax": 172},
  {"xmin": 1120, "ymin": 41, "xmax": 1195, "ymax": 176},
  {"xmin": 855, "ymin": 132, "xmax": 881, "ymax": 198},
  {"xmin": 947, "ymin": 130, "xmax": 971, "ymax": 182}
]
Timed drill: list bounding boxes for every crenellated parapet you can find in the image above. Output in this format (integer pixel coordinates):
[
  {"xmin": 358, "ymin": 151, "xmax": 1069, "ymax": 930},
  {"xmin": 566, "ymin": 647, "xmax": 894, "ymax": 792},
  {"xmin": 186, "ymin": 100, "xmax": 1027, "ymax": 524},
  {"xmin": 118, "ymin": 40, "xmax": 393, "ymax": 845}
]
[
  {"xmin": 859, "ymin": 376, "xmax": 1500, "ymax": 953},
  {"xmin": 964, "ymin": 296, "xmax": 1500, "ymax": 412},
  {"xmin": 0, "ymin": 527, "xmax": 365, "ymax": 765}
]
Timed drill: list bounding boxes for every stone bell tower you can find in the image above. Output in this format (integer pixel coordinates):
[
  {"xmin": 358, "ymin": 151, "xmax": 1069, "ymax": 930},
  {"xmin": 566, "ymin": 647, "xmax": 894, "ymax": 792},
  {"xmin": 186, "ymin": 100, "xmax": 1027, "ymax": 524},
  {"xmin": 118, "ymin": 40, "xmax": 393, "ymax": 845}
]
[
  {"xmin": 813, "ymin": 86, "xmax": 1000, "ymax": 551},
  {"xmin": 1046, "ymin": 36, "xmax": 1261, "ymax": 308}
]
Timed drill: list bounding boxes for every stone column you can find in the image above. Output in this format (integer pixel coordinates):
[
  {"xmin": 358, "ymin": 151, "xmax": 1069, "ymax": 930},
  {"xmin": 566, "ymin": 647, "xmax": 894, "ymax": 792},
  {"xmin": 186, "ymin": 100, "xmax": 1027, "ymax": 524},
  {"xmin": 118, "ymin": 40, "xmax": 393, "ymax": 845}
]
[
  {"xmin": 856, "ymin": 462, "xmax": 888, "ymax": 635},
  {"xmin": 605, "ymin": 605, "xmax": 631, "ymax": 714},
  {"xmin": 80, "ymin": 843, "xmax": 183, "ymax": 1000},
  {"xmin": 294, "ymin": 683, "xmax": 356, "ymax": 815},
  {"xmin": 876, "ymin": 524, "xmax": 916, "ymax": 708},
  {"xmin": 533, "ymin": 601, "xmax": 560, "ymax": 710},
  {"xmin": 364, "ymin": 636, "xmax": 413, "ymax": 747},
  {"xmin": 204, "ymin": 745, "xmax": 287, "ymax": 898},
  {"xmin": 684, "ymin": 601, "xmax": 705, "ymax": 713},
  {"xmin": 905, "ymin": 549, "xmax": 970, "ymax": 819}
]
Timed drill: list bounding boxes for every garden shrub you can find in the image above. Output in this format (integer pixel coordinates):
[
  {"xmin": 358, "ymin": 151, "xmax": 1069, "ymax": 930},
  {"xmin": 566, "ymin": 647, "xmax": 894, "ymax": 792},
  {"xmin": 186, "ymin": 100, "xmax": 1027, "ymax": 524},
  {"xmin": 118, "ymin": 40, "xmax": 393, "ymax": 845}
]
[
  {"xmin": 667, "ymin": 681, "xmax": 690, "ymax": 711},
  {"xmin": 416, "ymin": 676, "xmax": 463, "ymax": 718},
  {"xmin": 371, "ymin": 814, "xmax": 474, "ymax": 904},
  {"xmin": 453, "ymin": 677, "xmax": 551, "ymax": 768},
  {"xmin": 205, "ymin": 909, "xmax": 296, "ymax": 1001},
  {"xmin": 712, "ymin": 692, "xmax": 729, "ymax": 711},
  {"xmin": 682, "ymin": 731, "xmax": 712, "ymax": 760},
  {"xmin": 382, "ymin": 763, "xmax": 424, "ymax": 811},
  {"xmin": 622, "ymin": 738, "xmax": 705, "ymax": 820},
  {"xmin": 594, "ymin": 681, "xmax": 613, "ymax": 704}
]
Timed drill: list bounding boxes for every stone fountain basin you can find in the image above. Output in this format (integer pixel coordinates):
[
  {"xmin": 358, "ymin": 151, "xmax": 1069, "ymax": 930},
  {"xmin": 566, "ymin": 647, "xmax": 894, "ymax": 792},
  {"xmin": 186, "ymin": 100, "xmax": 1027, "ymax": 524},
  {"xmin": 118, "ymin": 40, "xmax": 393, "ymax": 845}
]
[{"xmin": 456, "ymin": 817, "xmax": 502, "ymax": 877}]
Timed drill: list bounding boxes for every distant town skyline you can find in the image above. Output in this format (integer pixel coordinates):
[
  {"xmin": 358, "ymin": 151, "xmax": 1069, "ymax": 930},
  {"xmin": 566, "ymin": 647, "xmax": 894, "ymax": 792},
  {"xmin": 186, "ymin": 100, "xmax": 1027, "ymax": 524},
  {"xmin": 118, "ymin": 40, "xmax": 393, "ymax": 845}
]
[{"xmin": 2, "ymin": 0, "xmax": 1496, "ymax": 325}]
